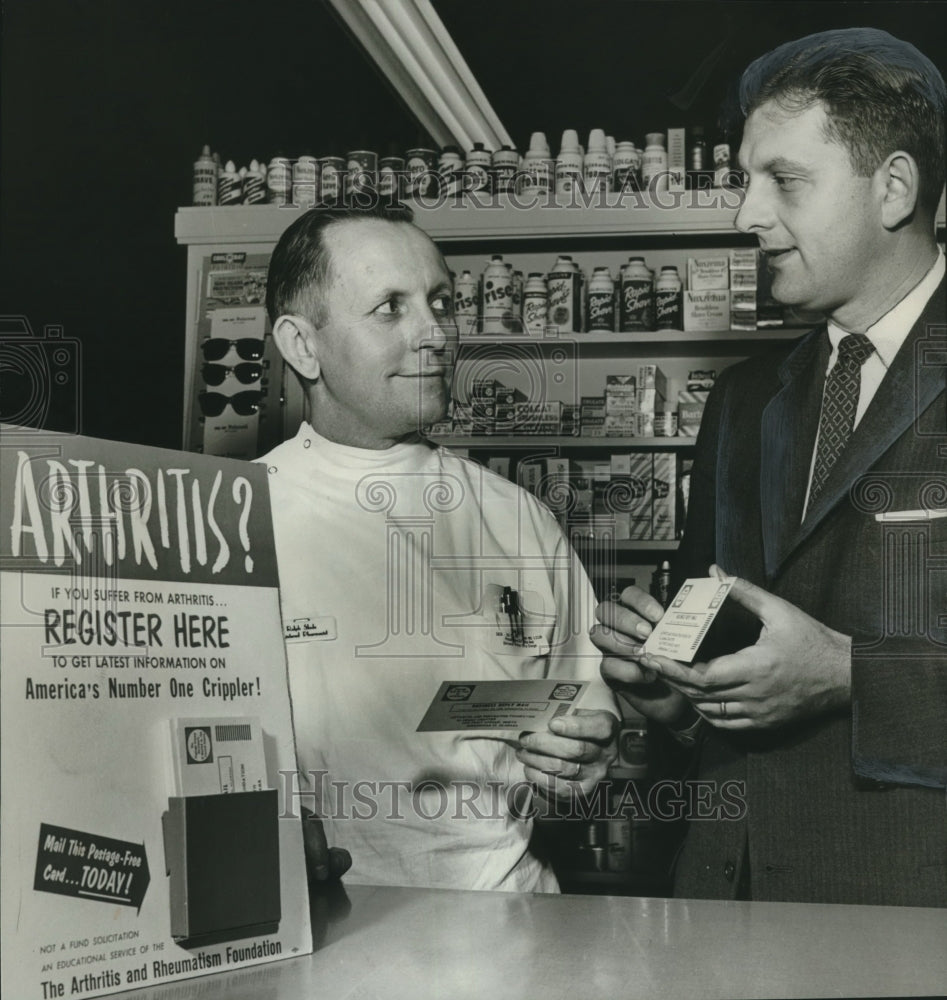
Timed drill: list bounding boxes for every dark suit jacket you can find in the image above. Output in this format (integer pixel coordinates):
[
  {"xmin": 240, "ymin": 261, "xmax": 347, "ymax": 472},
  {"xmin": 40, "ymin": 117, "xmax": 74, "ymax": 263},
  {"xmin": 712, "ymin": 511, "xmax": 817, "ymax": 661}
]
[{"xmin": 672, "ymin": 276, "xmax": 947, "ymax": 906}]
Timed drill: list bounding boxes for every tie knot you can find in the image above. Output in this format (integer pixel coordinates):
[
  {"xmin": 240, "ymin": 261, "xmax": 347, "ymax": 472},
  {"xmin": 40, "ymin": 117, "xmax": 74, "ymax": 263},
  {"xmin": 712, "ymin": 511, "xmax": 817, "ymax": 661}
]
[{"xmin": 837, "ymin": 332, "xmax": 875, "ymax": 366}]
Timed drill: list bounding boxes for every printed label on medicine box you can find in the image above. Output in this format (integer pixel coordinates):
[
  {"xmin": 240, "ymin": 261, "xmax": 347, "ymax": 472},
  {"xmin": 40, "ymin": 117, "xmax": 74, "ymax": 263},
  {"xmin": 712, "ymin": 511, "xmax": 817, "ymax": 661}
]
[{"xmin": 684, "ymin": 290, "xmax": 730, "ymax": 332}]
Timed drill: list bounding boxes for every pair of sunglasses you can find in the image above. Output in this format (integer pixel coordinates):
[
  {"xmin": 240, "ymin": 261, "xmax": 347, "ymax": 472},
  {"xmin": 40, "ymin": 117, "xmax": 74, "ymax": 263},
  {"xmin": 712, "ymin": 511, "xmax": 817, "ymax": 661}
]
[
  {"xmin": 200, "ymin": 338, "xmax": 265, "ymax": 362},
  {"xmin": 198, "ymin": 390, "xmax": 264, "ymax": 417},
  {"xmin": 201, "ymin": 362, "xmax": 264, "ymax": 386}
]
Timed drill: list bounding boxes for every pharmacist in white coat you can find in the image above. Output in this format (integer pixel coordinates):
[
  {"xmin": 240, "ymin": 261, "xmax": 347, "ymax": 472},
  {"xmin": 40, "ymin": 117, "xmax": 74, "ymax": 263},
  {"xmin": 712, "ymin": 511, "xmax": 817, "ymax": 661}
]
[{"xmin": 262, "ymin": 204, "xmax": 618, "ymax": 892}]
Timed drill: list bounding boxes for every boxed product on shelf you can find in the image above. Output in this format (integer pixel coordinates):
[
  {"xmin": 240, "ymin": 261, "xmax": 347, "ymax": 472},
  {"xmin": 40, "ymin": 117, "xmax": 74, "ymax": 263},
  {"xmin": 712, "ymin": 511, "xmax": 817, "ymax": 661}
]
[
  {"xmin": 605, "ymin": 374, "xmax": 637, "ymax": 404},
  {"xmin": 684, "ymin": 289, "xmax": 730, "ymax": 332},
  {"xmin": 679, "ymin": 458, "xmax": 694, "ymax": 521},
  {"xmin": 581, "ymin": 415, "xmax": 606, "ymax": 437},
  {"xmin": 605, "ymin": 414, "xmax": 636, "ymax": 436},
  {"xmin": 636, "ymin": 365, "xmax": 667, "ymax": 397},
  {"xmin": 677, "ymin": 389, "xmax": 710, "ymax": 436},
  {"xmin": 636, "ymin": 387, "xmax": 665, "ymax": 413},
  {"xmin": 605, "ymin": 396, "xmax": 638, "ymax": 416},
  {"xmin": 729, "ymin": 268, "xmax": 758, "ymax": 290},
  {"xmin": 581, "ymin": 395, "xmax": 606, "ymax": 417},
  {"xmin": 635, "ymin": 412, "xmax": 656, "ymax": 436},
  {"xmin": 627, "ymin": 452, "xmax": 654, "ymax": 540},
  {"xmin": 667, "ymin": 127, "xmax": 686, "ymax": 194},
  {"xmin": 516, "ymin": 400, "xmax": 563, "ymax": 420},
  {"xmin": 687, "ymin": 369, "xmax": 717, "ymax": 391},
  {"xmin": 653, "ymin": 411, "xmax": 679, "ymax": 437},
  {"xmin": 687, "ymin": 255, "xmax": 729, "ymax": 291},
  {"xmin": 516, "ymin": 457, "xmax": 542, "ymax": 494},
  {"xmin": 729, "ymin": 247, "xmax": 758, "ymax": 272},
  {"xmin": 487, "ymin": 456, "xmax": 511, "ymax": 479},
  {"xmin": 542, "ymin": 455, "xmax": 572, "ymax": 526},
  {"xmin": 570, "ymin": 463, "xmax": 594, "ymax": 516},
  {"xmin": 756, "ymin": 250, "xmax": 786, "ymax": 327},
  {"xmin": 730, "ymin": 288, "xmax": 758, "ymax": 328},
  {"xmin": 652, "ymin": 452, "xmax": 677, "ymax": 540},
  {"xmin": 591, "ymin": 462, "xmax": 612, "ymax": 515}
]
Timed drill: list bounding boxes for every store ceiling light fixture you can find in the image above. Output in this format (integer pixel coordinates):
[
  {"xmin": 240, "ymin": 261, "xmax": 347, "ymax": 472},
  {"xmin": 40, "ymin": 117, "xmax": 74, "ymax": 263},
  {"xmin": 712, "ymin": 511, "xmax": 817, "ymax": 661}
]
[{"xmin": 327, "ymin": 0, "xmax": 512, "ymax": 151}]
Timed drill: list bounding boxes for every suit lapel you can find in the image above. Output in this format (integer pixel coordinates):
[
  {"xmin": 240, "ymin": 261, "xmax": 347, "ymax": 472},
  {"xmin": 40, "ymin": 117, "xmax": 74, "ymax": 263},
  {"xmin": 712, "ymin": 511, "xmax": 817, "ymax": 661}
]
[
  {"xmin": 760, "ymin": 328, "xmax": 830, "ymax": 579},
  {"xmin": 791, "ymin": 277, "xmax": 946, "ymax": 557}
]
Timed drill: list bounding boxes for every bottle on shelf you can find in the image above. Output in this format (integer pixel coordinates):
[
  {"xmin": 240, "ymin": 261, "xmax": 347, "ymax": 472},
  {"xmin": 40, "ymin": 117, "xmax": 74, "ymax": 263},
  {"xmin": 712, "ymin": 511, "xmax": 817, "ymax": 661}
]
[
  {"xmin": 547, "ymin": 255, "xmax": 583, "ymax": 333},
  {"xmin": 641, "ymin": 132, "xmax": 668, "ymax": 195},
  {"xmin": 465, "ymin": 141, "xmax": 492, "ymax": 193},
  {"xmin": 522, "ymin": 272, "xmax": 548, "ymax": 337},
  {"xmin": 650, "ymin": 560, "xmax": 672, "ymax": 607},
  {"xmin": 192, "ymin": 145, "xmax": 217, "ymax": 206},
  {"xmin": 587, "ymin": 266, "xmax": 616, "ymax": 332},
  {"xmin": 687, "ymin": 125, "xmax": 709, "ymax": 190},
  {"xmin": 522, "ymin": 131, "xmax": 554, "ymax": 196},
  {"xmin": 655, "ymin": 266, "xmax": 684, "ymax": 330},
  {"xmin": 555, "ymin": 129, "xmax": 583, "ymax": 202},
  {"xmin": 583, "ymin": 128, "xmax": 611, "ymax": 197},
  {"xmin": 480, "ymin": 254, "xmax": 515, "ymax": 334},
  {"xmin": 619, "ymin": 257, "xmax": 653, "ymax": 333}
]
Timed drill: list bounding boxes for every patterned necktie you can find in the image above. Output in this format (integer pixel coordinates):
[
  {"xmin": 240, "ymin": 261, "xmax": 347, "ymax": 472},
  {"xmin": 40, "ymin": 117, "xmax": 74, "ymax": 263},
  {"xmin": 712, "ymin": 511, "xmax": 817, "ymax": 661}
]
[{"xmin": 808, "ymin": 332, "xmax": 876, "ymax": 505}]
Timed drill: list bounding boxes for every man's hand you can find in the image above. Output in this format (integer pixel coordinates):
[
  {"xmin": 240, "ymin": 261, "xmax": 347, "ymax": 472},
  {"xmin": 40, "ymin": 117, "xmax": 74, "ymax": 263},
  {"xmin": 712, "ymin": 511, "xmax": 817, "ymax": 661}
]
[
  {"xmin": 516, "ymin": 709, "xmax": 618, "ymax": 798},
  {"xmin": 590, "ymin": 586, "xmax": 692, "ymax": 727},
  {"xmin": 301, "ymin": 807, "xmax": 352, "ymax": 884},
  {"xmin": 640, "ymin": 566, "xmax": 852, "ymax": 730}
]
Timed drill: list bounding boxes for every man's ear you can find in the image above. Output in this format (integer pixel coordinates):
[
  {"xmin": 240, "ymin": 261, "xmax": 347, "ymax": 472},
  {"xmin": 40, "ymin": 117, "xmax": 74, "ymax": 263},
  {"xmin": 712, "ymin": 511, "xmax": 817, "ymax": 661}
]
[
  {"xmin": 272, "ymin": 314, "xmax": 321, "ymax": 381},
  {"xmin": 877, "ymin": 151, "xmax": 921, "ymax": 229}
]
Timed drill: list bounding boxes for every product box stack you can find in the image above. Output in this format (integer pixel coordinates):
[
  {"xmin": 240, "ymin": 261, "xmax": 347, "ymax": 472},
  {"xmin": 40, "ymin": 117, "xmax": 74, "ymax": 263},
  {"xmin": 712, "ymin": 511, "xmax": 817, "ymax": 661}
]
[
  {"xmin": 755, "ymin": 249, "xmax": 786, "ymax": 328},
  {"xmin": 514, "ymin": 400, "xmax": 564, "ymax": 435},
  {"xmin": 729, "ymin": 248, "xmax": 758, "ymax": 331},
  {"xmin": 684, "ymin": 255, "xmax": 730, "ymax": 332},
  {"xmin": 564, "ymin": 452, "xmax": 679, "ymax": 541},
  {"xmin": 514, "ymin": 455, "xmax": 572, "ymax": 527},
  {"xmin": 447, "ymin": 379, "xmax": 527, "ymax": 435},
  {"xmin": 677, "ymin": 369, "xmax": 716, "ymax": 437},
  {"xmin": 600, "ymin": 366, "xmax": 668, "ymax": 437},
  {"xmin": 631, "ymin": 365, "xmax": 667, "ymax": 437},
  {"xmin": 580, "ymin": 395, "xmax": 606, "ymax": 438}
]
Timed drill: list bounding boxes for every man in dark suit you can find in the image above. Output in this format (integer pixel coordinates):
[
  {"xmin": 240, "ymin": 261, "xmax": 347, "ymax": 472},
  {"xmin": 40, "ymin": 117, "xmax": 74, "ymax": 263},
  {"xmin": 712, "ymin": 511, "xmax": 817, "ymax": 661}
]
[{"xmin": 592, "ymin": 28, "xmax": 946, "ymax": 906}]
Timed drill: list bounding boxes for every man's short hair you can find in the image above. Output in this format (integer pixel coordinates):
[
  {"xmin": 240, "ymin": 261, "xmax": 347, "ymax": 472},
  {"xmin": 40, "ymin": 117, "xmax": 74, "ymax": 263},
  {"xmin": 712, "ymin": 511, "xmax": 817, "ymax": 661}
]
[
  {"xmin": 265, "ymin": 202, "xmax": 416, "ymax": 328},
  {"xmin": 739, "ymin": 28, "xmax": 946, "ymax": 214}
]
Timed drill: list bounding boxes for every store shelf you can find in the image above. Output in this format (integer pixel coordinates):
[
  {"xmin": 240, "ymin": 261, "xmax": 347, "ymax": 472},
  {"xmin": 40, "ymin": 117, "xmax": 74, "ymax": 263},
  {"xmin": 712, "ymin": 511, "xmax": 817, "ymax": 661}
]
[
  {"xmin": 431, "ymin": 436, "xmax": 694, "ymax": 448},
  {"xmin": 174, "ymin": 192, "xmax": 944, "ymax": 246},
  {"xmin": 458, "ymin": 329, "xmax": 803, "ymax": 347},
  {"xmin": 174, "ymin": 191, "xmax": 747, "ymax": 246},
  {"xmin": 570, "ymin": 539, "xmax": 680, "ymax": 551}
]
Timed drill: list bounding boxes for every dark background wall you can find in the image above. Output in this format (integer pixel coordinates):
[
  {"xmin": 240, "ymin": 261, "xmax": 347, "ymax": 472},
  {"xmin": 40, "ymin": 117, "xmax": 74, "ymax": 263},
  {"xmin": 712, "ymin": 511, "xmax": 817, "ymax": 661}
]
[{"xmin": 2, "ymin": 0, "xmax": 944, "ymax": 449}]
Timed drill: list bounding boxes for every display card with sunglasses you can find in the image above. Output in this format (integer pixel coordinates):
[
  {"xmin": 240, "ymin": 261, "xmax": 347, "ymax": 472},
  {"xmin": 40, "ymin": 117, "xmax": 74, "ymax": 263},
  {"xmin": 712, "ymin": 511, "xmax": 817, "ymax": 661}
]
[{"xmin": 189, "ymin": 303, "xmax": 284, "ymax": 461}]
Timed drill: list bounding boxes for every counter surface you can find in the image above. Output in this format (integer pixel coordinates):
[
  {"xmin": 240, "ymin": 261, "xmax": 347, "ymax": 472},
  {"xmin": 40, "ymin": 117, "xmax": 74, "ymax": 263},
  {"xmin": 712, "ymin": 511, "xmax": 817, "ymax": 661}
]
[{"xmin": 120, "ymin": 883, "xmax": 945, "ymax": 1000}]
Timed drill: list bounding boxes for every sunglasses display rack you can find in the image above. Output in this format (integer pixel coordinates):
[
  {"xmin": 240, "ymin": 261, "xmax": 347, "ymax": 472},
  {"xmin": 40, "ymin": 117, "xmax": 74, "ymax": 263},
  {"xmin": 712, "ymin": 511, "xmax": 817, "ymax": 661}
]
[{"xmin": 182, "ymin": 248, "xmax": 286, "ymax": 461}]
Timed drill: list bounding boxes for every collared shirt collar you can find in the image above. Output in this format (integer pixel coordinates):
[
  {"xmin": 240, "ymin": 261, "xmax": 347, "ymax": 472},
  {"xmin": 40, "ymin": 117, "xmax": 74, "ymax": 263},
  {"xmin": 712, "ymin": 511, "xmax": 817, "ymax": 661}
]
[{"xmin": 827, "ymin": 248, "xmax": 945, "ymax": 368}]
